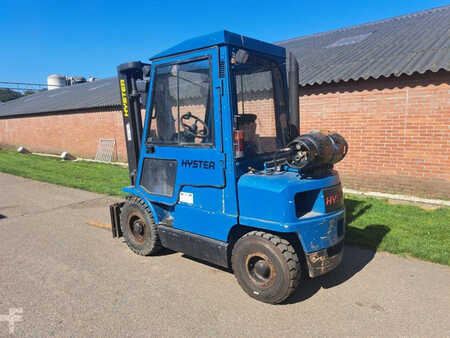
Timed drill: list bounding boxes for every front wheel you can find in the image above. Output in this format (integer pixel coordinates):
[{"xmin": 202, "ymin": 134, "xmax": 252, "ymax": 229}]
[
  {"xmin": 120, "ymin": 196, "xmax": 162, "ymax": 256},
  {"xmin": 231, "ymin": 231, "xmax": 301, "ymax": 304}
]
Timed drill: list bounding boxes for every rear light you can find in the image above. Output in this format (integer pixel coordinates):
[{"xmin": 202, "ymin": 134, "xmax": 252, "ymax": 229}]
[{"xmin": 234, "ymin": 130, "xmax": 244, "ymax": 158}]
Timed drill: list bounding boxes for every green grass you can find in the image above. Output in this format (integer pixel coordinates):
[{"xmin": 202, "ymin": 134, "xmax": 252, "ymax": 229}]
[
  {"xmin": 0, "ymin": 150, "xmax": 449, "ymax": 265},
  {"xmin": 0, "ymin": 151, "xmax": 129, "ymax": 197},
  {"xmin": 345, "ymin": 196, "xmax": 449, "ymax": 265}
]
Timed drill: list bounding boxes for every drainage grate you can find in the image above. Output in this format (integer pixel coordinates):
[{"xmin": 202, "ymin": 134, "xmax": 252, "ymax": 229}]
[{"xmin": 95, "ymin": 138, "xmax": 116, "ymax": 162}]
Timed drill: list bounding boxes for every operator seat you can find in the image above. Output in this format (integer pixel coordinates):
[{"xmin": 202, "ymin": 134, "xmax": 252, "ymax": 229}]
[{"xmin": 236, "ymin": 114, "xmax": 258, "ymax": 156}]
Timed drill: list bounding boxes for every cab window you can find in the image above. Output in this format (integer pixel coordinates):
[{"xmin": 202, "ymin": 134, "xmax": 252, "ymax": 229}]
[
  {"xmin": 233, "ymin": 52, "xmax": 288, "ymax": 157},
  {"xmin": 147, "ymin": 58, "xmax": 214, "ymax": 146}
]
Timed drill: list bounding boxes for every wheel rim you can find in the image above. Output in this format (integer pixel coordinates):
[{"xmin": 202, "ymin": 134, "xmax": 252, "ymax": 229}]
[
  {"xmin": 245, "ymin": 253, "xmax": 275, "ymax": 286},
  {"xmin": 127, "ymin": 211, "xmax": 147, "ymax": 244}
]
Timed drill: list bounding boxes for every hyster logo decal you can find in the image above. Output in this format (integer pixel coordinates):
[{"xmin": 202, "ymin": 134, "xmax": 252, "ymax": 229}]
[
  {"xmin": 120, "ymin": 79, "xmax": 129, "ymax": 117},
  {"xmin": 181, "ymin": 160, "xmax": 215, "ymax": 170},
  {"xmin": 325, "ymin": 191, "xmax": 343, "ymax": 206},
  {"xmin": 326, "ymin": 194, "xmax": 339, "ymax": 206}
]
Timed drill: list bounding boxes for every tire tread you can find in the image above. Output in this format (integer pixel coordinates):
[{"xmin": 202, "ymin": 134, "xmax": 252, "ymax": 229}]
[
  {"xmin": 232, "ymin": 231, "xmax": 301, "ymax": 303},
  {"xmin": 121, "ymin": 196, "xmax": 162, "ymax": 256}
]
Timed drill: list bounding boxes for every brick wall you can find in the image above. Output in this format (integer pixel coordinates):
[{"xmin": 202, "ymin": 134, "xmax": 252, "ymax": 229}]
[
  {"xmin": 237, "ymin": 91, "xmax": 278, "ymax": 153},
  {"xmin": 0, "ymin": 70, "xmax": 448, "ymax": 198},
  {"xmin": 299, "ymin": 70, "xmax": 449, "ymax": 199},
  {"xmin": 0, "ymin": 108, "xmax": 128, "ymax": 161}
]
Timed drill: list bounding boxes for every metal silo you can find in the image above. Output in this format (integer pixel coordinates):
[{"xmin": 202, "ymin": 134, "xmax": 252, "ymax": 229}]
[{"xmin": 47, "ymin": 74, "xmax": 66, "ymax": 90}]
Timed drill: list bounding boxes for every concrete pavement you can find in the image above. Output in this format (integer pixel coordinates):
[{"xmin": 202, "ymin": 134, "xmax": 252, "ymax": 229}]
[{"xmin": 0, "ymin": 173, "xmax": 449, "ymax": 336}]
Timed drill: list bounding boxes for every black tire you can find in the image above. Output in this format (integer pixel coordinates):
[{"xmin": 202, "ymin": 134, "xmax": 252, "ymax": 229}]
[
  {"xmin": 231, "ymin": 231, "xmax": 301, "ymax": 304},
  {"xmin": 120, "ymin": 196, "xmax": 162, "ymax": 256}
]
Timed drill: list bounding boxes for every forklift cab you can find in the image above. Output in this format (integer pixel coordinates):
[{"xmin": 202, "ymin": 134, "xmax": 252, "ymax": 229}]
[
  {"xmin": 122, "ymin": 31, "xmax": 294, "ymax": 239},
  {"xmin": 113, "ymin": 31, "xmax": 346, "ymax": 304}
]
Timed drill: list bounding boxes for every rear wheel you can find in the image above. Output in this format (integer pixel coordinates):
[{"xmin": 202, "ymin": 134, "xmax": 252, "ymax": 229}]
[
  {"xmin": 121, "ymin": 196, "xmax": 162, "ymax": 256},
  {"xmin": 231, "ymin": 231, "xmax": 301, "ymax": 304}
]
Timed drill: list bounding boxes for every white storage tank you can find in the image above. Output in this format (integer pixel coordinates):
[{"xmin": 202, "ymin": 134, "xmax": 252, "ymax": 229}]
[{"xmin": 47, "ymin": 74, "xmax": 66, "ymax": 90}]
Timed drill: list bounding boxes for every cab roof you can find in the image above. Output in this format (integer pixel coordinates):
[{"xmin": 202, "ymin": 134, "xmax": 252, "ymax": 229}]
[{"xmin": 151, "ymin": 30, "xmax": 285, "ymax": 60}]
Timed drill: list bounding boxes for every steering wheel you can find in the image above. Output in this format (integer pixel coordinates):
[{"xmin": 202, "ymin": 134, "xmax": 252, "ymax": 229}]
[{"xmin": 180, "ymin": 112, "xmax": 209, "ymax": 139}]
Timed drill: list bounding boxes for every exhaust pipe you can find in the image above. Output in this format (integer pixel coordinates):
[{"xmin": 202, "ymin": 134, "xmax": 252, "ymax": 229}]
[{"xmin": 288, "ymin": 52, "xmax": 300, "ymax": 135}]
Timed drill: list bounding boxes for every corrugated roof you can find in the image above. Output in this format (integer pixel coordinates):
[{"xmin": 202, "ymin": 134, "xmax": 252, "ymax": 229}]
[
  {"xmin": 0, "ymin": 77, "xmax": 120, "ymax": 117},
  {"xmin": 277, "ymin": 5, "xmax": 450, "ymax": 86},
  {"xmin": 0, "ymin": 6, "xmax": 448, "ymax": 118}
]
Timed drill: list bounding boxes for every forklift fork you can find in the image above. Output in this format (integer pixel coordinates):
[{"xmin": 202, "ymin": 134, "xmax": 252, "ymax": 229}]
[{"xmin": 109, "ymin": 202, "xmax": 124, "ymax": 238}]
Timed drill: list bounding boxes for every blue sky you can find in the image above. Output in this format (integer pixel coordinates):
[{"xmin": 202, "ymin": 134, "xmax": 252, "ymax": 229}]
[{"xmin": 1, "ymin": 0, "xmax": 448, "ymax": 85}]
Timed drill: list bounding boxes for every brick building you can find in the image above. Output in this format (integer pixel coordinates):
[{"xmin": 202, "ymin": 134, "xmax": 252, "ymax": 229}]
[{"xmin": 0, "ymin": 6, "xmax": 449, "ymax": 199}]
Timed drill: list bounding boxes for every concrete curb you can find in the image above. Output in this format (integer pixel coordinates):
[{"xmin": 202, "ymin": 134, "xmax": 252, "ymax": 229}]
[
  {"xmin": 30, "ymin": 152, "xmax": 127, "ymax": 166},
  {"xmin": 344, "ymin": 188, "xmax": 450, "ymax": 207}
]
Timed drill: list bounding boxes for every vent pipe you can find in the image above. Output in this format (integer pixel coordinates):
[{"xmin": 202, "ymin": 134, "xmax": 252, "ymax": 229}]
[{"xmin": 288, "ymin": 52, "xmax": 300, "ymax": 134}]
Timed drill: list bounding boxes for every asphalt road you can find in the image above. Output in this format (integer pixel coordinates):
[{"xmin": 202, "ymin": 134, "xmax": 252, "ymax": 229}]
[{"xmin": 0, "ymin": 173, "xmax": 449, "ymax": 337}]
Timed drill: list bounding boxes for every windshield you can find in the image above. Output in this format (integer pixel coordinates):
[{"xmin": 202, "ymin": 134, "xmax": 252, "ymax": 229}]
[{"xmin": 232, "ymin": 51, "xmax": 289, "ymax": 158}]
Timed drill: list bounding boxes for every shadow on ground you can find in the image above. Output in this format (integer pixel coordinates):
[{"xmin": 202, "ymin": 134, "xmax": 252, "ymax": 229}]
[
  {"xmin": 119, "ymin": 239, "xmax": 176, "ymax": 257},
  {"xmin": 285, "ymin": 244, "xmax": 384, "ymax": 304},
  {"xmin": 178, "ymin": 198, "xmax": 389, "ymax": 305},
  {"xmin": 183, "ymin": 255, "xmax": 232, "ymax": 273},
  {"xmin": 156, "ymin": 247, "xmax": 177, "ymax": 256},
  {"xmin": 345, "ymin": 198, "xmax": 372, "ymax": 224},
  {"xmin": 286, "ymin": 198, "xmax": 390, "ymax": 304}
]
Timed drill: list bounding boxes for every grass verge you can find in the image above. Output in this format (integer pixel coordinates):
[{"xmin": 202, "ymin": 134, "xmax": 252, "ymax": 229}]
[
  {"xmin": 345, "ymin": 196, "xmax": 449, "ymax": 265},
  {"xmin": 0, "ymin": 151, "xmax": 129, "ymax": 197},
  {"xmin": 0, "ymin": 150, "xmax": 448, "ymax": 265}
]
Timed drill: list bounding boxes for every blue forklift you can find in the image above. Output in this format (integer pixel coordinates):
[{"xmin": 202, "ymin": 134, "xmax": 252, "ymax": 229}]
[{"xmin": 110, "ymin": 31, "xmax": 348, "ymax": 304}]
